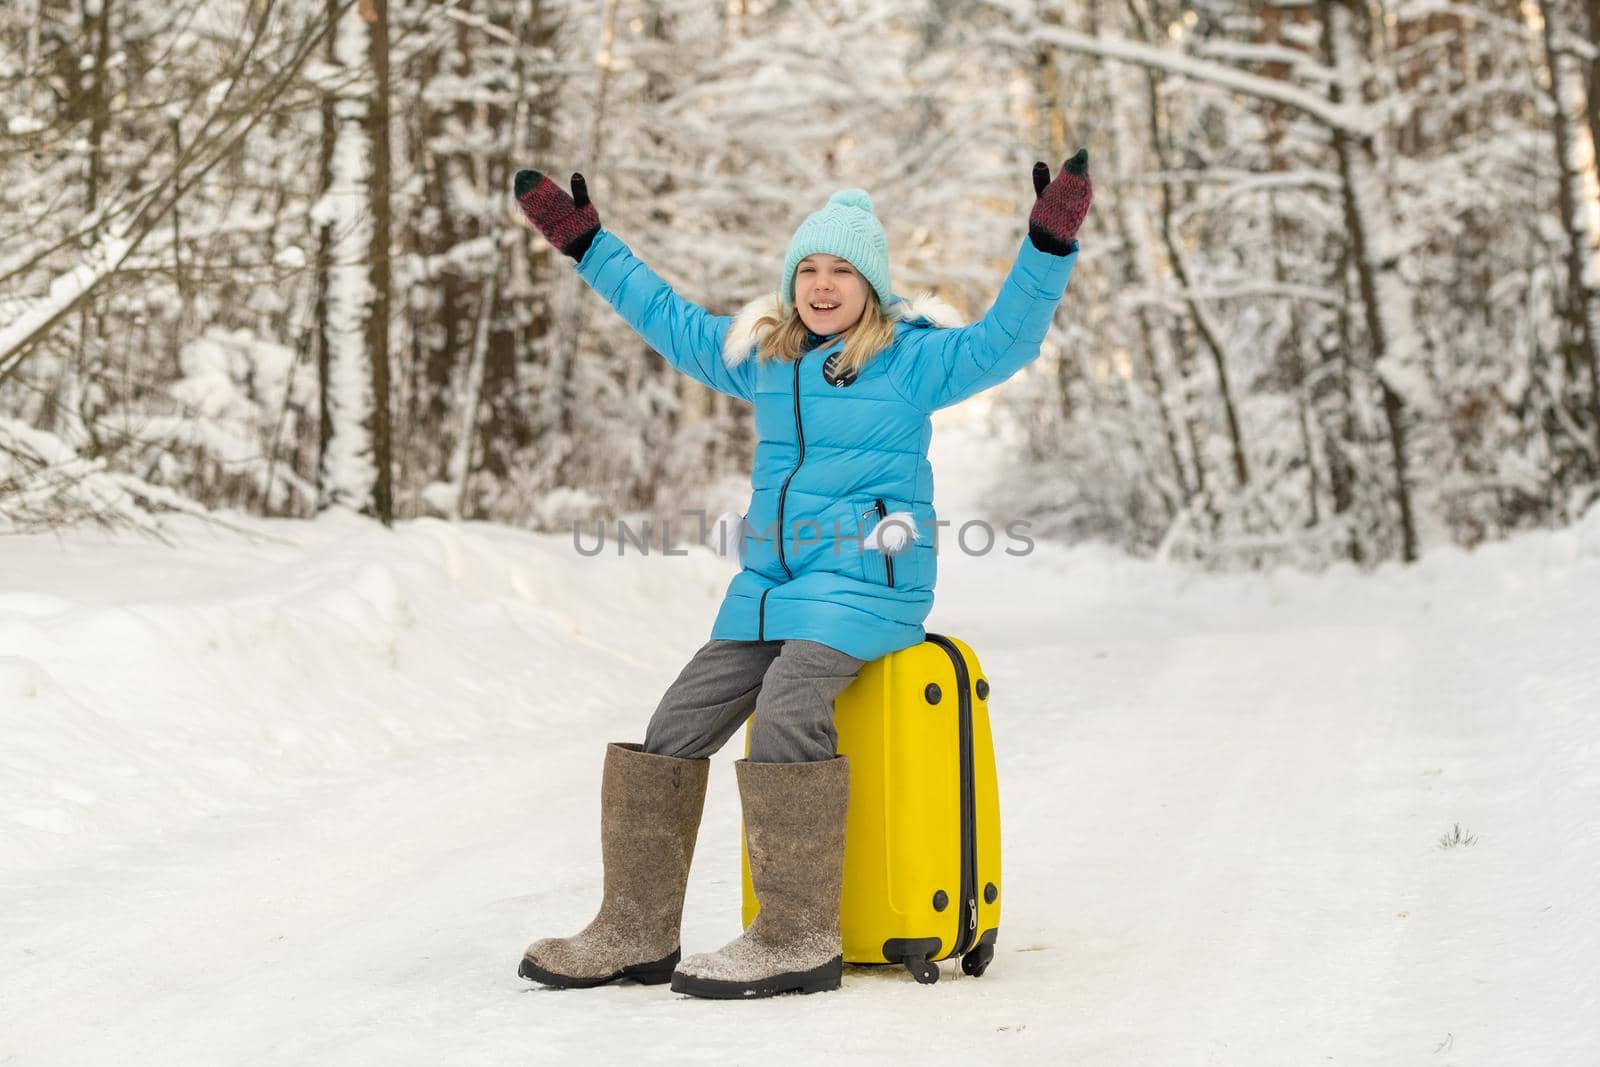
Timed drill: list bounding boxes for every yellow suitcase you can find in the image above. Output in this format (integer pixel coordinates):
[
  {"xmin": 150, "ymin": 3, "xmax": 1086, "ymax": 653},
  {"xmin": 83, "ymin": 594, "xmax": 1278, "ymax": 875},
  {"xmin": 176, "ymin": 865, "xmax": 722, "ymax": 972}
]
[{"xmin": 742, "ymin": 632, "xmax": 1000, "ymax": 984}]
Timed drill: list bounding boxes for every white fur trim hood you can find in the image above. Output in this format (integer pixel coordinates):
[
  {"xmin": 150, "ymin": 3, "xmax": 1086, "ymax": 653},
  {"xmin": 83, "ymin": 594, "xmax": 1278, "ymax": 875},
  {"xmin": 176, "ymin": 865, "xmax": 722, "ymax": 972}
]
[{"xmin": 721, "ymin": 291, "xmax": 965, "ymax": 368}]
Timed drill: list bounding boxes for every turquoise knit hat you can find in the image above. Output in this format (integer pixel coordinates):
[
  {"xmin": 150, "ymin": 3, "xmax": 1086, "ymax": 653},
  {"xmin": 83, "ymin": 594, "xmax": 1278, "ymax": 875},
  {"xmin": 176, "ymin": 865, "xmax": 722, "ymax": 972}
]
[{"xmin": 780, "ymin": 189, "xmax": 892, "ymax": 311}]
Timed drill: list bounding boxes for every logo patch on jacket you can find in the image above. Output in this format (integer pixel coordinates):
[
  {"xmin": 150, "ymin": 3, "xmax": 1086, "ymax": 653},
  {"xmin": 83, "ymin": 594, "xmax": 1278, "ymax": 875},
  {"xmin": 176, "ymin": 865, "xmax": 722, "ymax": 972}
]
[{"xmin": 822, "ymin": 350, "xmax": 857, "ymax": 388}]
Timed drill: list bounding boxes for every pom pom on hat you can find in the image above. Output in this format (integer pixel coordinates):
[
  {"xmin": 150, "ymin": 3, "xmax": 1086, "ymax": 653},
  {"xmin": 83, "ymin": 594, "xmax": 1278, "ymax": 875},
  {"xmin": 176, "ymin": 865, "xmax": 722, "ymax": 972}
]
[{"xmin": 827, "ymin": 188, "xmax": 874, "ymax": 213}]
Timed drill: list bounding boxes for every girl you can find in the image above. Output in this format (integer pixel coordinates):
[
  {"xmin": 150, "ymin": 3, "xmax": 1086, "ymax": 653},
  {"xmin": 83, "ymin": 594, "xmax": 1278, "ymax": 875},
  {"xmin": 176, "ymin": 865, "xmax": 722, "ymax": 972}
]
[{"xmin": 512, "ymin": 153, "xmax": 1092, "ymax": 999}]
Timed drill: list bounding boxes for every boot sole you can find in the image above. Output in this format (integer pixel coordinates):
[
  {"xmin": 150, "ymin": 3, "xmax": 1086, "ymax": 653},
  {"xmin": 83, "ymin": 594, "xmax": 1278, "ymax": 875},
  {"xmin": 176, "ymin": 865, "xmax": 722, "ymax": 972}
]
[
  {"xmin": 669, "ymin": 955, "xmax": 843, "ymax": 999},
  {"xmin": 518, "ymin": 947, "xmax": 680, "ymax": 989}
]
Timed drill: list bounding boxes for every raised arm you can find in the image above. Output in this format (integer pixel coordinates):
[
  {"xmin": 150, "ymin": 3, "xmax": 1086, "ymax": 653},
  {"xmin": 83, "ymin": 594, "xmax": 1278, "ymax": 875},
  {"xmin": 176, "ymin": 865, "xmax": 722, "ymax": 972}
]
[
  {"xmin": 574, "ymin": 230, "xmax": 754, "ymax": 403},
  {"xmin": 889, "ymin": 235, "xmax": 1078, "ymax": 411},
  {"xmin": 513, "ymin": 169, "xmax": 755, "ymax": 404},
  {"xmin": 886, "ymin": 150, "xmax": 1093, "ymax": 412}
]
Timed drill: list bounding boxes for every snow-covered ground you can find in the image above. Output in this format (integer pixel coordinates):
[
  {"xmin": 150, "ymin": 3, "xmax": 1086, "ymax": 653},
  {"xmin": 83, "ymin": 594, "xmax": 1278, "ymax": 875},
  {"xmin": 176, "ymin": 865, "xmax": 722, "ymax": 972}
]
[{"xmin": 3, "ymin": 407, "xmax": 1599, "ymax": 1065}]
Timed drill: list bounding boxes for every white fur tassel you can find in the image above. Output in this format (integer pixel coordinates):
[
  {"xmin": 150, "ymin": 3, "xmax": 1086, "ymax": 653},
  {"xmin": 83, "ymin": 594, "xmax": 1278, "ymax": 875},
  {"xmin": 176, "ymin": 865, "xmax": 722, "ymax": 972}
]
[
  {"xmin": 708, "ymin": 511, "xmax": 746, "ymax": 560},
  {"xmin": 864, "ymin": 510, "xmax": 920, "ymax": 553}
]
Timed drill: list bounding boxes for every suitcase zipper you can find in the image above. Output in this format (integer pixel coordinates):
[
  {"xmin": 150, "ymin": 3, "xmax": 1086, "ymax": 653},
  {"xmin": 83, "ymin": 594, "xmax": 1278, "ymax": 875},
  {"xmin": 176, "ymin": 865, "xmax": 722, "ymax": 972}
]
[{"xmin": 925, "ymin": 632, "xmax": 978, "ymax": 958}]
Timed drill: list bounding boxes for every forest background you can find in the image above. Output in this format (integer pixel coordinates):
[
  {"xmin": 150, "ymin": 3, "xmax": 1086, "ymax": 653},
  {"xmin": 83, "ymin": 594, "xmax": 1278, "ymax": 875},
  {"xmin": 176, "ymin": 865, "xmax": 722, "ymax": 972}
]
[{"xmin": 5, "ymin": 0, "xmax": 1600, "ymax": 569}]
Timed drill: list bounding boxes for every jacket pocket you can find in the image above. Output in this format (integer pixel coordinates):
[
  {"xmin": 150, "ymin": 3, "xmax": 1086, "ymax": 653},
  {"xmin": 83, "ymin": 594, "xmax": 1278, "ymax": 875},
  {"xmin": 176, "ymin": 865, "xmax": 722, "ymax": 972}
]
[{"xmin": 854, "ymin": 497, "xmax": 902, "ymax": 588}]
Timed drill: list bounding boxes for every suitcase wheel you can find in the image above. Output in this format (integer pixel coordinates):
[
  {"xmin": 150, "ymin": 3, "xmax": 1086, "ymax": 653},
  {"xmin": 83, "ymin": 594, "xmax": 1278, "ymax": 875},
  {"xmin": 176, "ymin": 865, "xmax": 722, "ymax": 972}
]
[
  {"xmin": 960, "ymin": 943, "xmax": 994, "ymax": 978},
  {"xmin": 903, "ymin": 954, "xmax": 940, "ymax": 985}
]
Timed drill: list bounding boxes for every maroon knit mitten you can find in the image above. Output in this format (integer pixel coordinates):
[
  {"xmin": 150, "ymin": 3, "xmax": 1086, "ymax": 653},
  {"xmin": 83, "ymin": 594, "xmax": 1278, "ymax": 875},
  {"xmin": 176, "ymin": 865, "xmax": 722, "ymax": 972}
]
[
  {"xmin": 1028, "ymin": 148, "xmax": 1093, "ymax": 255},
  {"xmin": 513, "ymin": 169, "xmax": 600, "ymax": 260}
]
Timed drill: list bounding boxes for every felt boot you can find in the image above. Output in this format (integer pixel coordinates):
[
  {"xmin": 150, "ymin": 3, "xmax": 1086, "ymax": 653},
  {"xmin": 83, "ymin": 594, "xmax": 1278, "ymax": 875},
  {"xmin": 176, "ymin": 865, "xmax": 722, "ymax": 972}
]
[
  {"xmin": 519, "ymin": 742, "xmax": 708, "ymax": 988},
  {"xmin": 671, "ymin": 756, "xmax": 849, "ymax": 999}
]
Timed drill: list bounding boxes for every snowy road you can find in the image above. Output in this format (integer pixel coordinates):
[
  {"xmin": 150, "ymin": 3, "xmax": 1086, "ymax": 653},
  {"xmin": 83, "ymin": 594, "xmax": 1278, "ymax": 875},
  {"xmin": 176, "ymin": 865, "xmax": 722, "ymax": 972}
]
[{"xmin": 3, "ymin": 415, "xmax": 1598, "ymax": 1065}]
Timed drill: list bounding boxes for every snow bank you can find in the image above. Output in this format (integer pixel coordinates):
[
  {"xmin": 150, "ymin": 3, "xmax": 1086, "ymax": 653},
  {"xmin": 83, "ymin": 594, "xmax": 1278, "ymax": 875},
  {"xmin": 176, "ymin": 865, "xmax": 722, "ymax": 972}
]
[{"xmin": 0, "ymin": 513, "xmax": 730, "ymax": 873}]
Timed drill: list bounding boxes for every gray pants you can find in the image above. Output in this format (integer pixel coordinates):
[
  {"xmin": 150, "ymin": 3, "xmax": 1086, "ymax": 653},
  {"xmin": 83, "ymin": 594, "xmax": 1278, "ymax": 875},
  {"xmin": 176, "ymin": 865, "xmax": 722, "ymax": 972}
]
[{"xmin": 643, "ymin": 639, "xmax": 868, "ymax": 763}]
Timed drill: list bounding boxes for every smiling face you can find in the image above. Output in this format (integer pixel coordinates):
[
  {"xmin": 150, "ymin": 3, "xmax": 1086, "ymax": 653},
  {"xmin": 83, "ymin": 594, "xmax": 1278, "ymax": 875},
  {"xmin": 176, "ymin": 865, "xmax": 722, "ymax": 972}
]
[{"xmin": 793, "ymin": 253, "xmax": 871, "ymax": 336}]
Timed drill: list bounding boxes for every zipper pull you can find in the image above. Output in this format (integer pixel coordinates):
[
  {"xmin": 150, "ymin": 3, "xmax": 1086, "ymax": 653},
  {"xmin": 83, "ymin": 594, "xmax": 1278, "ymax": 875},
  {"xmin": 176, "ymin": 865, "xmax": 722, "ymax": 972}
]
[{"xmin": 968, "ymin": 900, "xmax": 978, "ymax": 930}]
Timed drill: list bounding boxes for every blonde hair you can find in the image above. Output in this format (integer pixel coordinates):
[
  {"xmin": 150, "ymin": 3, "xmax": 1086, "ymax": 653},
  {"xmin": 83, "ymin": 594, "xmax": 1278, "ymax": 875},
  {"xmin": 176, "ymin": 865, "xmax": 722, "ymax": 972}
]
[{"xmin": 752, "ymin": 296, "xmax": 897, "ymax": 378}]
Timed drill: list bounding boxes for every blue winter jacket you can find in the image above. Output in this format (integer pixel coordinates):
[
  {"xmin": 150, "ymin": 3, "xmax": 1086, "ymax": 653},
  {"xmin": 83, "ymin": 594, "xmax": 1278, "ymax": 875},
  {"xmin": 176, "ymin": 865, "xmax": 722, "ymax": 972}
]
[{"xmin": 573, "ymin": 227, "xmax": 1079, "ymax": 662}]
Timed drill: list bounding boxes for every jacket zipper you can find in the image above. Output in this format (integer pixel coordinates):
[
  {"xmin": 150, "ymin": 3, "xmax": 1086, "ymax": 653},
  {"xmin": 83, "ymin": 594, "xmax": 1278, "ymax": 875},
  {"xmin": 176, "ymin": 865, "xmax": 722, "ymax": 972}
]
[
  {"xmin": 872, "ymin": 498, "xmax": 895, "ymax": 587},
  {"xmin": 773, "ymin": 356, "xmax": 807, "ymax": 580},
  {"xmin": 758, "ymin": 587, "xmax": 770, "ymax": 640},
  {"xmin": 925, "ymin": 632, "xmax": 978, "ymax": 958}
]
